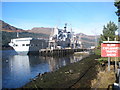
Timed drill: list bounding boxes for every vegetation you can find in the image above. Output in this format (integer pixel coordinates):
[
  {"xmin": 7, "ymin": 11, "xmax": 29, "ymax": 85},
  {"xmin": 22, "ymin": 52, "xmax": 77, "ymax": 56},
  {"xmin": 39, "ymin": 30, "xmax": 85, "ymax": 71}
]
[
  {"xmin": 2, "ymin": 31, "xmax": 49, "ymax": 46},
  {"xmin": 114, "ymin": 0, "xmax": 120, "ymax": 40},
  {"xmin": 114, "ymin": 0, "xmax": 120, "ymax": 21},
  {"xmin": 94, "ymin": 48, "xmax": 101, "ymax": 56},
  {"xmin": 96, "ymin": 3, "xmax": 119, "ymax": 64},
  {"xmin": 91, "ymin": 66, "xmax": 116, "ymax": 88},
  {"xmin": 99, "ymin": 21, "xmax": 117, "ymax": 43}
]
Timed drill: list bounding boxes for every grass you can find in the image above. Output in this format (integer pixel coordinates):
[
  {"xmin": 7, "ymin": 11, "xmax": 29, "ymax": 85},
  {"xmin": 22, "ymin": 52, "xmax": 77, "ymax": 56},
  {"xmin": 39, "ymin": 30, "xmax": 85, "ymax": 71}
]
[
  {"xmin": 91, "ymin": 65, "xmax": 116, "ymax": 88},
  {"xmin": 94, "ymin": 48, "xmax": 101, "ymax": 56},
  {"xmin": 93, "ymin": 48, "xmax": 117, "ymax": 89}
]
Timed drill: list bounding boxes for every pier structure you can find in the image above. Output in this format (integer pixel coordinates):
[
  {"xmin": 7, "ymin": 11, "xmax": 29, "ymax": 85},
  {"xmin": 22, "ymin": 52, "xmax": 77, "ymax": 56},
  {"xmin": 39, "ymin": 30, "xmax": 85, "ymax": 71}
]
[{"xmin": 39, "ymin": 48, "xmax": 90, "ymax": 56}]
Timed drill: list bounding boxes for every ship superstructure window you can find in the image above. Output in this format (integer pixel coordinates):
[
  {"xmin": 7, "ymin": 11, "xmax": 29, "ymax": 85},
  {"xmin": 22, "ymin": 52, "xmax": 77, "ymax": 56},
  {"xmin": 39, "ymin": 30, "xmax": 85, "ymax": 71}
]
[
  {"xmin": 26, "ymin": 44, "xmax": 30, "ymax": 46},
  {"xmin": 36, "ymin": 44, "xmax": 39, "ymax": 46},
  {"xmin": 30, "ymin": 44, "xmax": 34, "ymax": 46},
  {"xmin": 16, "ymin": 40, "xmax": 31, "ymax": 42},
  {"xmin": 15, "ymin": 44, "xmax": 18, "ymax": 46},
  {"xmin": 22, "ymin": 44, "xmax": 25, "ymax": 46}
]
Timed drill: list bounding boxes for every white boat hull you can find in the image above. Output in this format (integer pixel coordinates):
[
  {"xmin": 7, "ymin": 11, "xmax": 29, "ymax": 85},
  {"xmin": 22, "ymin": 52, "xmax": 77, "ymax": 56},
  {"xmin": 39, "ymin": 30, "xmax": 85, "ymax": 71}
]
[{"xmin": 9, "ymin": 38, "xmax": 48, "ymax": 55}]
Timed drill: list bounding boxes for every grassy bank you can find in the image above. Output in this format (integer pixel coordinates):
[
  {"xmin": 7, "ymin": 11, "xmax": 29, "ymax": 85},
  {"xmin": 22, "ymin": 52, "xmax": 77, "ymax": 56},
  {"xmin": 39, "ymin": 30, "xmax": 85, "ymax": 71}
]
[
  {"xmin": 23, "ymin": 54, "xmax": 100, "ymax": 88},
  {"xmin": 22, "ymin": 48, "xmax": 117, "ymax": 89},
  {"xmin": 91, "ymin": 65, "xmax": 116, "ymax": 88}
]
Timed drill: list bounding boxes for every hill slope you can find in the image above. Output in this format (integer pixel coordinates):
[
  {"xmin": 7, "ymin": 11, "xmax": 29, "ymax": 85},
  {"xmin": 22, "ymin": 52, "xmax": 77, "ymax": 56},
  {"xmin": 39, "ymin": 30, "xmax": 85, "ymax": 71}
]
[
  {"xmin": 1, "ymin": 20, "xmax": 49, "ymax": 45},
  {"xmin": 0, "ymin": 20, "xmax": 23, "ymax": 32},
  {"xmin": 1, "ymin": 20, "xmax": 99, "ymax": 48},
  {"xmin": 76, "ymin": 33, "xmax": 99, "ymax": 48},
  {"xmin": 28, "ymin": 27, "xmax": 53, "ymax": 35}
]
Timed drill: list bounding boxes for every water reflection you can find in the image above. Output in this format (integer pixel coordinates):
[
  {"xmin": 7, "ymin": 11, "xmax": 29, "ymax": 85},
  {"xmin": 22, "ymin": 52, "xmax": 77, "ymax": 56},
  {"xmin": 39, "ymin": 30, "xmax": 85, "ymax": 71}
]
[
  {"xmin": 2, "ymin": 50, "xmax": 88, "ymax": 88},
  {"xmin": 3, "ymin": 55, "xmax": 30, "ymax": 88},
  {"xmin": 46, "ymin": 55, "xmax": 84, "ymax": 71}
]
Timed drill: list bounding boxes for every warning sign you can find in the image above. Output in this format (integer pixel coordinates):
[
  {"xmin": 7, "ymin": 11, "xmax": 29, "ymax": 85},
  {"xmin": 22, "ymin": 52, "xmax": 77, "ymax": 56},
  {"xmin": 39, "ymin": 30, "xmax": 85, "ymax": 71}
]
[{"xmin": 101, "ymin": 43, "xmax": 120, "ymax": 57}]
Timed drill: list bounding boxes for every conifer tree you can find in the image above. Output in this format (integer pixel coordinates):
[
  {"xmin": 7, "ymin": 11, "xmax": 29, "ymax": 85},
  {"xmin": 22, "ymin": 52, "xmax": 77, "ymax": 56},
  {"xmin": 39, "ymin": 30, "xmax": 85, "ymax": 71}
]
[{"xmin": 100, "ymin": 21, "xmax": 117, "ymax": 41}]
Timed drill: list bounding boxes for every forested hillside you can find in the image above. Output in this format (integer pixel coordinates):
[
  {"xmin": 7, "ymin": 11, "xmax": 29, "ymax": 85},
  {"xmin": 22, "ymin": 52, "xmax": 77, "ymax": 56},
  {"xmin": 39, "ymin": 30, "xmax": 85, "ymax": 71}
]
[
  {"xmin": 1, "ymin": 20, "xmax": 49, "ymax": 46},
  {"xmin": 2, "ymin": 31, "xmax": 49, "ymax": 45}
]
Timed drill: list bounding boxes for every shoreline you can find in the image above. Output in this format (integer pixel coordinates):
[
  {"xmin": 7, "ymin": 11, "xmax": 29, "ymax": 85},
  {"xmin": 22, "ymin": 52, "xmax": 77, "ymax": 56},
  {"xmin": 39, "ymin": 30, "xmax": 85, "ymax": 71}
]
[
  {"xmin": 23, "ymin": 54, "xmax": 101, "ymax": 88},
  {"xmin": 1, "ymin": 47, "xmax": 13, "ymax": 50}
]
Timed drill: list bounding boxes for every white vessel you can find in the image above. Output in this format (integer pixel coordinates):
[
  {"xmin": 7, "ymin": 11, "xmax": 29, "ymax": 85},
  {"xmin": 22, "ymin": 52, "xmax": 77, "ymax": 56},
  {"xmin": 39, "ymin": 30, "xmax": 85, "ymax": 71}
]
[{"xmin": 9, "ymin": 37, "xmax": 48, "ymax": 55}]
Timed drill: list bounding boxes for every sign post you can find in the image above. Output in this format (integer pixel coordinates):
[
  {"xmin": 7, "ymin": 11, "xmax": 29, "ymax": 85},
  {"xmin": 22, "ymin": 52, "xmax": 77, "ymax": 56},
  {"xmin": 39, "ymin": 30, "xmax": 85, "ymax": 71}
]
[
  {"xmin": 101, "ymin": 41, "xmax": 120, "ymax": 71},
  {"xmin": 108, "ymin": 57, "xmax": 110, "ymax": 71},
  {"xmin": 115, "ymin": 57, "xmax": 117, "ymax": 73},
  {"xmin": 101, "ymin": 41, "xmax": 120, "ymax": 87},
  {"xmin": 118, "ymin": 62, "xmax": 120, "ymax": 87}
]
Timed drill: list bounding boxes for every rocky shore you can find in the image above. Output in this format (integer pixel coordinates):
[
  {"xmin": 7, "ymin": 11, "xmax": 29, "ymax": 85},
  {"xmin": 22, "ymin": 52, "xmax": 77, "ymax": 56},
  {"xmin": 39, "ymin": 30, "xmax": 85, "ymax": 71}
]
[{"xmin": 23, "ymin": 54, "xmax": 102, "ymax": 88}]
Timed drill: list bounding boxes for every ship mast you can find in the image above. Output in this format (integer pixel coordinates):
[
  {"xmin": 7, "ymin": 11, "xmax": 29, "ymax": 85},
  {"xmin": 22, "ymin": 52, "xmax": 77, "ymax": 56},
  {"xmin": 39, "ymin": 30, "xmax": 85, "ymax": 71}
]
[
  {"xmin": 17, "ymin": 32, "xmax": 19, "ymax": 38},
  {"xmin": 64, "ymin": 23, "xmax": 67, "ymax": 32}
]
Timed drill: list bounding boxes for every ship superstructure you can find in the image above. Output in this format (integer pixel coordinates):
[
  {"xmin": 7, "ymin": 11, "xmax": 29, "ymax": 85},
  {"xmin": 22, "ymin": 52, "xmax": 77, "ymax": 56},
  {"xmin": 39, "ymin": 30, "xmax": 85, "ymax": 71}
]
[{"xmin": 48, "ymin": 24, "xmax": 82, "ymax": 49}]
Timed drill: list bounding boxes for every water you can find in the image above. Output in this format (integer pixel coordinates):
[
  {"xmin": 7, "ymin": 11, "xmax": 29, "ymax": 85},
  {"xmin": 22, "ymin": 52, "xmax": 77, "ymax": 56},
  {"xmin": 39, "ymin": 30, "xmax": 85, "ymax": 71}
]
[{"xmin": 2, "ymin": 50, "xmax": 88, "ymax": 88}]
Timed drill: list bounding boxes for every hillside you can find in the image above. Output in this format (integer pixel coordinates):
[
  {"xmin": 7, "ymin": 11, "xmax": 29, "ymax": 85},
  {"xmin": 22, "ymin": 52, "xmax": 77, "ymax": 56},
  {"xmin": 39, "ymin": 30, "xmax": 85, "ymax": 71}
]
[
  {"xmin": 0, "ymin": 20, "xmax": 23, "ymax": 32},
  {"xmin": 1, "ymin": 20, "xmax": 99, "ymax": 48},
  {"xmin": 76, "ymin": 33, "xmax": 99, "ymax": 48},
  {"xmin": 2, "ymin": 31, "xmax": 49, "ymax": 45},
  {"xmin": 1, "ymin": 20, "xmax": 49, "ymax": 45},
  {"xmin": 28, "ymin": 27, "xmax": 54, "ymax": 35}
]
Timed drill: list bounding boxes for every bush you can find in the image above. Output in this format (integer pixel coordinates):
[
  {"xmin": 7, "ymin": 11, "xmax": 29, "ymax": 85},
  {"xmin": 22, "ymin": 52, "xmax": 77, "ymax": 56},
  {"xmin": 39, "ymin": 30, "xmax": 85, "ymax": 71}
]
[{"xmin": 94, "ymin": 48, "xmax": 101, "ymax": 56}]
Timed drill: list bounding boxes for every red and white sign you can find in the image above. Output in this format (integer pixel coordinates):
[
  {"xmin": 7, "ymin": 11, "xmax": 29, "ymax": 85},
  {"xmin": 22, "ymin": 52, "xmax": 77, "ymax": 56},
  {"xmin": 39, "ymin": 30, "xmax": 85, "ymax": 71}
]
[{"xmin": 101, "ymin": 43, "xmax": 120, "ymax": 57}]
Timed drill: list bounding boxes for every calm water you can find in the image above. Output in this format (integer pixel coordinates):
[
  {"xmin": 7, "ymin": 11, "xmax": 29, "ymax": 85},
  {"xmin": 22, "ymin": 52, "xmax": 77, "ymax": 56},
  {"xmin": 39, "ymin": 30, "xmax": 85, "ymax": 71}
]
[{"xmin": 2, "ymin": 50, "xmax": 88, "ymax": 88}]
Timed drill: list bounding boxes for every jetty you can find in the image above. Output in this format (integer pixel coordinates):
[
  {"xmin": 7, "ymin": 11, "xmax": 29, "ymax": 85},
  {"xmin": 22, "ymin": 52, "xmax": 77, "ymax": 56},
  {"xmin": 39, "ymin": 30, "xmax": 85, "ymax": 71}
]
[{"xmin": 39, "ymin": 48, "xmax": 92, "ymax": 56}]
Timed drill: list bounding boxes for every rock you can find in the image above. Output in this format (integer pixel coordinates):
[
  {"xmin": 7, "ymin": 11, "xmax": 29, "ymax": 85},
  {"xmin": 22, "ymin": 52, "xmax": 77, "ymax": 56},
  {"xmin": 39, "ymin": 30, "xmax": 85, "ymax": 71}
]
[
  {"xmin": 6, "ymin": 60, "xmax": 8, "ymax": 63},
  {"xmin": 38, "ymin": 73, "xmax": 42, "ymax": 77},
  {"xmin": 41, "ymin": 78, "xmax": 43, "ymax": 80},
  {"xmin": 44, "ymin": 72, "xmax": 48, "ymax": 74},
  {"xmin": 69, "ymin": 69, "xmax": 73, "ymax": 74},
  {"xmin": 65, "ymin": 71, "xmax": 69, "ymax": 74},
  {"xmin": 33, "ymin": 78, "xmax": 36, "ymax": 81}
]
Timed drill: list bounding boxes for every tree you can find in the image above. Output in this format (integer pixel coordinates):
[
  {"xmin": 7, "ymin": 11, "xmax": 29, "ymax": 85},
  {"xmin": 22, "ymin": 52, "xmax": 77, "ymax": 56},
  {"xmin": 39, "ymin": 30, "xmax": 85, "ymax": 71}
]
[
  {"xmin": 114, "ymin": 0, "xmax": 120, "ymax": 22},
  {"xmin": 114, "ymin": 0, "xmax": 120, "ymax": 40},
  {"xmin": 100, "ymin": 21, "xmax": 117, "ymax": 42}
]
